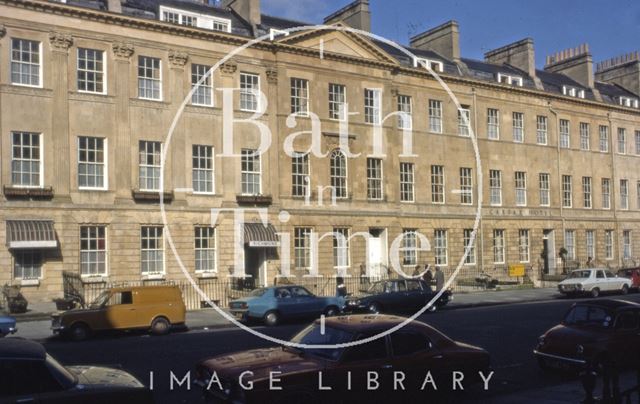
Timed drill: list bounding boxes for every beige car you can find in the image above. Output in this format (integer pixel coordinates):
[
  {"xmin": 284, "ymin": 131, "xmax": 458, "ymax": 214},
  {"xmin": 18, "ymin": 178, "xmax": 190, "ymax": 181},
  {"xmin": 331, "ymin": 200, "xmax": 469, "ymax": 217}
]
[{"xmin": 52, "ymin": 285, "xmax": 186, "ymax": 341}]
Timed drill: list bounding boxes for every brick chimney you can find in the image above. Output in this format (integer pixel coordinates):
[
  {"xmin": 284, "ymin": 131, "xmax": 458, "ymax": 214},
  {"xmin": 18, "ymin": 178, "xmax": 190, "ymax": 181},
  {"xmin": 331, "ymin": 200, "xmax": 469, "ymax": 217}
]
[
  {"xmin": 222, "ymin": 0, "xmax": 261, "ymax": 28},
  {"xmin": 544, "ymin": 44, "xmax": 594, "ymax": 88},
  {"xmin": 485, "ymin": 38, "xmax": 536, "ymax": 79},
  {"xmin": 595, "ymin": 52, "xmax": 640, "ymax": 96},
  {"xmin": 409, "ymin": 20, "xmax": 460, "ymax": 62},
  {"xmin": 324, "ymin": 0, "xmax": 371, "ymax": 32},
  {"xmin": 106, "ymin": 0, "xmax": 122, "ymax": 13}
]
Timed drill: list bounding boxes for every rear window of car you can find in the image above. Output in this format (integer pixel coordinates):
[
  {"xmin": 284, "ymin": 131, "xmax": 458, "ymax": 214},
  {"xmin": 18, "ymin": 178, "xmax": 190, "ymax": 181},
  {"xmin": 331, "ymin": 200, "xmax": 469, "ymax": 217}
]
[
  {"xmin": 391, "ymin": 332, "xmax": 431, "ymax": 356},
  {"xmin": 564, "ymin": 305, "xmax": 613, "ymax": 328}
]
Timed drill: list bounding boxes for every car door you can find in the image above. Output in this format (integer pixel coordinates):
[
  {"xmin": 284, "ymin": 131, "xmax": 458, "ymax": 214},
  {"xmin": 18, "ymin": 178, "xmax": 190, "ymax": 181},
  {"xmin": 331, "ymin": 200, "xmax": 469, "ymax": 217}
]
[
  {"xmin": 291, "ymin": 286, "xmax": 324, "ymax": 317},
  {"xmin": 611, "ymin": 310, "xmax": 640, "ymax": 367},
  {"xmin": 274, "ymin": 287, "xmax": 298, "ymax": 318},
  {"xmin": 383, "ymin": 281, "xmax": 404, "ymax": 311},
  {"xmin": 405, "ymin": 280, "xmax": 426, "ymax": 310},
  {"xmin": 104, "ymin": 290, "xmax": 136, "ymax": 330},
  {"xmin": 605, "ymin": 270, "xmax": 623, "ymax": 290},
  {"xmin": 389, "ymin": 330, "xmax": 451, "ymax": 389},
  {"xmin": 595, "ymin": 270, "xmax": 608, "ymax": 291}
]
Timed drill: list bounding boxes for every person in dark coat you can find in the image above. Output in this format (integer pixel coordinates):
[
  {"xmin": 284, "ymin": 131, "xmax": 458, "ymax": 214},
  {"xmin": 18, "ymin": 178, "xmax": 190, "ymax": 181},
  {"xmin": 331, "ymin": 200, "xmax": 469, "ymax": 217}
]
[
  {"xmin": 434, "ymin": 266, "xmax": 445, "ymax": 291},
  {"xmin": 422, "ymin": 264, "xmax": 433, "ymax": 289}
]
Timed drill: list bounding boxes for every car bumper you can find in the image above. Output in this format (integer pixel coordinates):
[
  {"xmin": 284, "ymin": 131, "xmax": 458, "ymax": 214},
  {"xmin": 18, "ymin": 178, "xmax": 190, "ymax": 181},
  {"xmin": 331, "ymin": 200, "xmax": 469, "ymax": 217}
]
[
  {"xmin": 229, "ymin": 310, "xmax": 250, "ymax": 321},
  {"xmin": 533, "ymin": 349, "xmax": 587, "ymax": 368}
]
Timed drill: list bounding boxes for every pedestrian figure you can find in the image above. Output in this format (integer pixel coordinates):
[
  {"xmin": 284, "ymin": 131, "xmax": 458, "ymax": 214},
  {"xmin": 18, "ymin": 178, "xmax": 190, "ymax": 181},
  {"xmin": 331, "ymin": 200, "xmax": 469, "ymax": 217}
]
[
  {"xmin": 422, "ymin": 265, "xmax": 433, "ymax": 289},
  {"xmin": 336, "ymin": 276, "xmax": 347, "ymax": 297},
  {"xmin": 586, "ymin": 256, "xmax": 594, "ymax": 268},
  {"xmin": 434, "ymin": 266, "xmax": 445, "ymax": 291},
  {"xmin": 413, "ymin": 265, "xmax": 422, "ymax": 277}
]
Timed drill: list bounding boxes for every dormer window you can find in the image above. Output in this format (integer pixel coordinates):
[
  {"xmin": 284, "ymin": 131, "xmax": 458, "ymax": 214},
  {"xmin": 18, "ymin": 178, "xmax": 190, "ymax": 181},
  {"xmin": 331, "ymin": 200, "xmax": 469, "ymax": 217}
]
[
  {"xmin": 496, "ymin": 73, "xmax": 523, "ymax": 87},
  {"xmin": 562, "ymin": 85, "xmax": 585, "ymax": 99},
  {"xmin": 159, "ymin": 6, "xmax": 232, "ymax": 33},
  {"xmin": 413, "ymin": 58, "xmax": 444, "ymax": 73},
  {"xmin": 619, "ymin": 96, "xmax": 640, "ymax": 109}
]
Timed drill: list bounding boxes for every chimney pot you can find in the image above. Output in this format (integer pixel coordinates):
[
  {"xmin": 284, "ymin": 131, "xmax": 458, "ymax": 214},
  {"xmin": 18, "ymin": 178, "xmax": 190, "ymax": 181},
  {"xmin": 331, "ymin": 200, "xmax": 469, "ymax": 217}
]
[
  {"xmin": 409, "ymin": 20, "xmax": 460, "ymax": 62},
  {"xmin": 324, "ymin": 0, "xmax": 371, "ymax": 32}
]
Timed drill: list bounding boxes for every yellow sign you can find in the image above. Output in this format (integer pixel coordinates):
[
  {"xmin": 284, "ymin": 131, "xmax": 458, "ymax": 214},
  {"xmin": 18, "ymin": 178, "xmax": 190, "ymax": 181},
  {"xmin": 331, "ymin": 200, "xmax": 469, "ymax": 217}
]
[{"xmin": 508, "ymin": 264, "xmax": 525, "ymax": 277}]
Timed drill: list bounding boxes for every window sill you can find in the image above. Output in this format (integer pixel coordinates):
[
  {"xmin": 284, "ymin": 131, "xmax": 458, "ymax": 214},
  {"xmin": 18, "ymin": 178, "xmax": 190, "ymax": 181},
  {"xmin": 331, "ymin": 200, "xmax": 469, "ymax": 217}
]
[
  {"xmin": 142, "ymin": 274, "xmax": 165, "ymax": 281},
  {"xmin": 132, "ymin": 189, "xmax": 174, "ymax": 203},
  {"xmin": 81, "ymin": 275, "xmax": 108, "ymax": 284},
  {"xmin": 196, "ymin": 272, "xmax": 218, "ymax": 279},
  {"xmin": 79, "ymin": 187, "xmax": 109, "ymax": 192},
  {"xmin": 4, "ymin": 186, "xmax": 54, "ymax": 199},
  {"xmin": 20, "ymin": 279, "xmax": 40, "ymax": 286},
  {"xmin": 236, "ymin": 194, "xmax": 272, "ymax": 206}
]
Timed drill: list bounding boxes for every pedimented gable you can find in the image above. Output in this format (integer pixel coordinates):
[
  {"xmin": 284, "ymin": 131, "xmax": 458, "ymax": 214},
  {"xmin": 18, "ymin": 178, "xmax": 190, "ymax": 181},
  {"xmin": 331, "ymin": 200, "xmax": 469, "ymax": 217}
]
[{"xmin": 279, "ymin": 27, "xmax": 399, "ymax": 65}]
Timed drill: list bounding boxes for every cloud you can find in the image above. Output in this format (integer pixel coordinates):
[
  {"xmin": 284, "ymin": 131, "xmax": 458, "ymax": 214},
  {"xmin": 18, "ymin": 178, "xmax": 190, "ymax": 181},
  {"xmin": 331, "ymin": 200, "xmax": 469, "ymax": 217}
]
[{"xmin": 262, "ymin": 0, "xmax": 335, "ymax": 23}]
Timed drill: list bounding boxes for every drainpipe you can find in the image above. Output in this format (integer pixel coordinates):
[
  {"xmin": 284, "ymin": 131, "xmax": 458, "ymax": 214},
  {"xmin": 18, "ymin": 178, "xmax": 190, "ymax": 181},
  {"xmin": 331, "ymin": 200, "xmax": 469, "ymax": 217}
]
[
  {"xmin": 471, "ymin": 88, "xmax": 484, "ymax": 274},
  {"xmin": 548, "ymin": 102, "xmax": 564, "ymax": 274},
  {"xmin": 608, "ymin": 112, "xmax": 619, "ymax": 269}
]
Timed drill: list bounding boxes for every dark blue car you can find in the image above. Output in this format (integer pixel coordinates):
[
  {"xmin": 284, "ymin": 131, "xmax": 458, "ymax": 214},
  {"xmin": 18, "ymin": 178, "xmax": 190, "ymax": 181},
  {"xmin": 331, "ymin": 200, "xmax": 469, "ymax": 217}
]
[
  {"xmin": 229, "ymin": 285, "xmax": 345, "ymax": 326},
  {"xmin": 0, "ymin": 309, "xmax": 16, "ymax": 337}
]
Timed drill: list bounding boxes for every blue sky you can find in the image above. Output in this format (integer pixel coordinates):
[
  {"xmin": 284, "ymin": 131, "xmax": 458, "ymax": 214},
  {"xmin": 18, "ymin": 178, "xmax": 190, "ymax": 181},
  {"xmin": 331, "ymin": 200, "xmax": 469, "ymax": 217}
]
[{"xmin": 261, "ymin": 0, "xmax": 640, "ymax": 68}]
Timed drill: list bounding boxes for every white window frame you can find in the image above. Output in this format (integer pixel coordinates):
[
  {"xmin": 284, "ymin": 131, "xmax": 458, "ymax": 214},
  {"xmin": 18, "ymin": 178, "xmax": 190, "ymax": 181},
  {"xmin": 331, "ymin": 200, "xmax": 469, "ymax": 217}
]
[
  {"xmin": 10, "ymin": 38, "xmax": 42, "ymax": 88},
  {"xmin": 192, "ymin": 145, "xmax": 214, "ymax": 194},
  {"xmin": 536, "ymin": 115, "xmax": 548, "ymax": 145},
  {"xmin": 493, "ymin": 229, "xmax": 505, "ymax": 264},
  {"xmin": 78, "ymin": 136, "xmax": 108, "ymax": 190},
  {"xmin": 560, "ymin": 119, "xmax": 570, "ymax": 149},
  {"xmin": 402, "ymin": 229, "xmax": 418, "ymax": 266},
  {"xmin": 294, "ymin": 227, "xmax": 312, "ymax": 270},
  {"xmin": 291, "ymin": 152, "xmax": 310, "ymax": 198},
  {"xmin": 333, "ymin": 227, "xmax": 350, "ymax": 269},
  {"xmin": 11, "ymin": 132, "xmax": 43, "ymax": 188},
  {"xmin": 366, "ymin": 157, "xmax": 383, "ymax": 200},
  {"xmin": 599, "ymin": 125, "xmax": 609, "ymax": 153},
  {"xmin": 431, "ymin": 165, "xmax": 445, "ymax": 204},
  {"xmin": 13, "ymin": 251, "xmax": 43, "ymax": 280},
  {"xmin": 618, "ymin": 128, "xmax": 627, "ymax": 154},
  {"xmin": 460, "ymin": 167, "xmax": 473, "ymax": 205},
  {"xmin": 434, "ymin": 229, "xmax": 448, "ymax": 267},
  {"xmin": 240, "ymin": 148, "xmax": 261, "ymax": 196},
  {"xmin": 512, "ymin": 112, "xmax": 524, "ymax": 143},
  {"xmin": 458, "ymin": 107, "xmax": 471, "ymax": 137},
  {"xmin": 564, "ymin": 230, "xmax": 575, "ymax": 260},
  {"xmin": 635, "ymin": 131, "xmax": 640, "ymax": 155},
  {"xmin": 623, "ymin": 230, "xmax": 632, "ymax": 260},
  {"xmin": 562, "ymin": 175, "xmax": 572, "ymax": 208},
  {"xmin": 605, "ymin": 230, "xmax": 614, "ymax": 260},
  {"xmin": 191, "ymin": 64, "xmax": 214, "ymax": 107},
  {"xmin": 240, "ymin": 72, "xmax": 260, "ymax": 112},
  {"xmin": 397, "ymin": 95, "xmax": 412, "ymax": 130},
  {"xmin": 579, "ymin": 122, "xmax": 590, "ymax": 151},
  {"xmin": 620, "ymin": 179, "xmax": 629, "ymax": 210},
  {"xmin": 539, "ymin": 173, "xmax": 550, "ymax": 206},
  {"xmin": 489, "ymin": 169, "xmax": 502, "ymax": 206},
  {"xmin": 515, "ymin": 171, "xmax": 527, "ymax": 206},
  {"xmin": 329, "ymin": 83, "xmax": 346, "ymax": 121},
  {"xmin": 330, "ymin": 149, "xmax": 348, "ymax": 199},
  {"xmin": 290, "ymin": 78, "xmax": 309, "ymax": 117},
  {"xmin": 80, "ymin": 225, "xmax": 108, "ymax": 277},
  {"xmin": 428, "ymin": 99, "xmax": 443, "ymax": 133},
  {"xmin": 586, "ymin": 230, "xmax": 595, "ymax": 260},
  {"xmin": 364, "ymin": 88, "xmax": 382, "ymax": 125},
  {"xmin": 400, "ymin": 162, "xmax": 414, "ymax": 203},
  {"xmin": 518, "ymin": 229, "xmax": 530, "ymax": 263},
  {"xmin": 140, "ymin": 226, "xmax": 165, "ymax": 276},
  {"xmin": 159, "ymin": 6, "xmax": 232, "ymax": 32},
  {"xmin": 497, "ymin": 73, "xmax": 523, "ymax": 87},
  {"xmin": 582, "ymin": 176, "xmax": 592, "ymax": 209},
  {"xmin": 137, "ymin": 56, "xmax": 162, "ymax": 101},
  {"xmin": 602, "ymin": 178, "xmax": 611, "ymax": 209},
  {"xmin": 487, "ymin": 108, "xmax": 499, "ymax": 140},
  {"xmin": 77, "ymin": 48, "xmax": 106, "ymax": 94},
  {"xmin": 619, "ymin": 96, "xmax": 640, "ymax": 109},
  {"xmin": 138, "ymin": 141, "xmax": 162, "ymax": 191},
  {"xmin": 463, "ymin": 229, "xmax": 476, "ymax": 265},
  {"xmin": 413, "ymin": 57, "xmax": 443, "ymax": 72},
  {"xmin": 195, "ymin": 227, "xmax": 217, "ymax": 273}
]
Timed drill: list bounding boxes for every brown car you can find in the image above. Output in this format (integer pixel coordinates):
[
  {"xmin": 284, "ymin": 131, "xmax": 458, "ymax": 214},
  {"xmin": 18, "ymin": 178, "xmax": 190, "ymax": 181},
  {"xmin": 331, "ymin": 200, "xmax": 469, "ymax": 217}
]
[
  {"xmin": 194, "ymin": 315, "xmax": 491, "ymax": 403},
  {"xmin": 52, "ymin": 285, "xmax": 186, "ymax": 341},
  {"xmin": 534, "ymin": 299, "xmax": 640, "ymax": 372},
  {"xmin": 0, "ymin": 338, "xmax": 153, "ymax": 403}
]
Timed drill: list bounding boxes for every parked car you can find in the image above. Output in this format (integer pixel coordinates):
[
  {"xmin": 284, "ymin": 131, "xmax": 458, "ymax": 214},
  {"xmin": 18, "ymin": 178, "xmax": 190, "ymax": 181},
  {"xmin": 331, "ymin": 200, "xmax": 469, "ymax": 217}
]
[
  {"xmin": 557, "ymin": 268, "xmax": 631, "ymax": 297},
  {"xmin": 343, "ymin": 279, "xmax": 452, "ymax": 314},
  {"xmin": 51, "ymin": 285, "xmax": 186, "ymax": 341},
  {"xmin": 617, "ymin": 267, "xmax": 640, "ymax": 290},
  {"xmin": 229, "ymin": 285, "xmax": 345, "ymax": 326},
  {"xmin": 0, "ymin": 308, "xmax": 16, "ymax": 337},
  {"xmin": 194, "ymin": 314, "xmax": 491, "ymax": 403},
  {"xmin": 0, "ymin": 338, "xmax": 154, "ymax": 403},
  {"xmin": 534, "ymin": 299, "xmax": 640, "ymax": 373}
]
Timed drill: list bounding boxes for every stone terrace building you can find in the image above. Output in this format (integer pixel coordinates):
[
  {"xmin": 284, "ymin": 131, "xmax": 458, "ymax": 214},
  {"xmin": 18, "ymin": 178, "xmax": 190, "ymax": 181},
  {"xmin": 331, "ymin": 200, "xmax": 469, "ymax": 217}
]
[{"xmin": 1, "ymin": 0, "xmax": 639, "ymax": 302}]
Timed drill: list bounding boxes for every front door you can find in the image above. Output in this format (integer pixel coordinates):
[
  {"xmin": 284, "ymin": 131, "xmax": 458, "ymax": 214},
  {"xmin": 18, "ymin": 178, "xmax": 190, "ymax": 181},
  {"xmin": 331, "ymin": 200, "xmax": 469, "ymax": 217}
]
[
  {"xmin": 544, "ymin": 230, "xmax": 557, "ymax": 275},
  {"xmin": 243, "ymin": 247, "xmax": 264, "ymax": 287},
  {"xmin": 368, "ymin": 228, "xmax": 387, "ymax": 278}
]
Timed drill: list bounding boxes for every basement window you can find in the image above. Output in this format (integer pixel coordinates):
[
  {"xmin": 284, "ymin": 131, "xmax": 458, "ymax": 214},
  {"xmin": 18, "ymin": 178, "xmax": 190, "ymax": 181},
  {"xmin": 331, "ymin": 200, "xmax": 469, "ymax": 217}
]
[
  {"xmin": 619, "ymin": 97, "xmax": 640, "ymax": 109},
  {"xmin": 496, "ymin": 73, "xmax": 523, "ymax": 87}
]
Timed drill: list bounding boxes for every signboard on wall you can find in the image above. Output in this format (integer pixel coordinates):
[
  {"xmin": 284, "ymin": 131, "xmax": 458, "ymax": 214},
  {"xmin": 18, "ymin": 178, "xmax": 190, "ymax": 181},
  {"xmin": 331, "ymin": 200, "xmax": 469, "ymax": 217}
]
[{"xmin": 508, "ymin": 264, "xmax": 526, "ymax": 277}]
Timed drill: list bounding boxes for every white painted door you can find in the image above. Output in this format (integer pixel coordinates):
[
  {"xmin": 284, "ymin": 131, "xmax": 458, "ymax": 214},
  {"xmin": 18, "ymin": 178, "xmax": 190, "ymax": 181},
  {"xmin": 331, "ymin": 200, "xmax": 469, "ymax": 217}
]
[{"xmin": 368, "ymin": 236, "xmax": 382, "ymax": 278}]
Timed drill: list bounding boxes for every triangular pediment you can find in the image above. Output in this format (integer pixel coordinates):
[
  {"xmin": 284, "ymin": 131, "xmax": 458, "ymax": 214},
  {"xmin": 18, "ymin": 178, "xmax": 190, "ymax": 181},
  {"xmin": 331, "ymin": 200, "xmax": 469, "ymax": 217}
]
[{"xmin": 279, "ymin": 25, "xmax": 399, "ymax": 65}]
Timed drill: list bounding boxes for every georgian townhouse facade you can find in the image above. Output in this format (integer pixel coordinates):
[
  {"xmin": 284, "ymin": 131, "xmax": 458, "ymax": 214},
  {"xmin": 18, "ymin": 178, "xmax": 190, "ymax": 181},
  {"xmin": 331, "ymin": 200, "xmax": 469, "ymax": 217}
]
[{"xmin": 1, "ymin": 0, "xmax": 640, "ymax": 302}]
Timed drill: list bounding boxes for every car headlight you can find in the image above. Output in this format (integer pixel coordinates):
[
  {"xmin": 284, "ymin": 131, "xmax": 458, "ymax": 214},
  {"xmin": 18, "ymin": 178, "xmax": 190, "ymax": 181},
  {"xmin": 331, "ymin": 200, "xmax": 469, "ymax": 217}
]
[{"xmin": 577, "ymin": 344, "xmax": 584, "ymax": 354}]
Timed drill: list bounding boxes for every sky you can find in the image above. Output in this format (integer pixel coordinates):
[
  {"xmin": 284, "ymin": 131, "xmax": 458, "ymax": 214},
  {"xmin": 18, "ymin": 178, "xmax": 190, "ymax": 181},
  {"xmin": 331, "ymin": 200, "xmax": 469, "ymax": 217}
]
[{"xmin": 260, "ymin": 0, "xmax": 640, "ymax": 68}]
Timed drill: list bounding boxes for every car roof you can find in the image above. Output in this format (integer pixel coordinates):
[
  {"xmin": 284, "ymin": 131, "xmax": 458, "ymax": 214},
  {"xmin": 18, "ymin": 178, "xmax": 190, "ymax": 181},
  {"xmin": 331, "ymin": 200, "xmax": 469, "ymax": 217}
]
[
  {"xmin": 109, "ymin": 285, "xmax": 179, "ymax": 293},
  {"xmin": 576, "ymin": 299, "xmax": 640, "ymax": 310},
  {"xmin": 0, "ymin": 338, "xmax": 46, "ymax": 360},
  {"xmin": 318, "ymin": 314, "xmax": 431, "ymax": 334}
]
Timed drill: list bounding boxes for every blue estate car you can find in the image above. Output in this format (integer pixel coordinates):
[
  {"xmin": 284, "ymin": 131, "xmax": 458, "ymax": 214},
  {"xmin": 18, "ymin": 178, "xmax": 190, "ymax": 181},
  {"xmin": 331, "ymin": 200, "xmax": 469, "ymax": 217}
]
[
  {"xmin": 0, "ymin": 309, "xmax": 17, "ymax": 337},
  {"xmin": 229, "ymin": 285, "xmax": 345, "ymax": 326}
]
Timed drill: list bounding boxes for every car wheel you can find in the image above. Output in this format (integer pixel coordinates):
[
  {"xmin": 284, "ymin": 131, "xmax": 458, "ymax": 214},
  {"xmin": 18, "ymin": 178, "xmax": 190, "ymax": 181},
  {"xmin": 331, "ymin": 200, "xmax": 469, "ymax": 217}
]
[
  {"xmin": 324, "ymin": 306, "xmax": 339, "ymax": 317},
  {"xmin": 69, "ymin": 323, "xmax": 90, "ymax": 341},
  {"xmin": 427, "ymin": 304, "xmax": 437, "ymax": 313},
  {"xmin": 151, "ymin": 317, "xmax": 171, "ymax": 336},
  {"xmin": 591, "ymin": 288, "xmax": 600, "ymax": 298},
  {"xmin": 368, "ymin": 302, "xmax": 381, "ymax": 314},
  {"xmin": 264, "ymin": 310, "xmax": 280, "ymax": 326},
  {"xmin": 621, "ymin": 284, "xmax": 629, "ymax": 295}
]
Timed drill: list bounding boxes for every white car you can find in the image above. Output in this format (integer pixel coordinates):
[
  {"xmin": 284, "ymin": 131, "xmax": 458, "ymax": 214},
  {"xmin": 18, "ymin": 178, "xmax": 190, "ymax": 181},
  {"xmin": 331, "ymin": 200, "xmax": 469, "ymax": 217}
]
[{"xmin": 558, "ymin": 268, "xmax": 632, "ymax": 297}]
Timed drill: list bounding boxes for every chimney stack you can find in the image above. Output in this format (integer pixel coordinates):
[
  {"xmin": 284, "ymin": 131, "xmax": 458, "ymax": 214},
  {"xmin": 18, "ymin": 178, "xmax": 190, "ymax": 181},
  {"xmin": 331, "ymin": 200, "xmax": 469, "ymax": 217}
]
[
  {"xmin": 485, "ymin": 38, "xmax": 536, "ymax": 79},
  {"xmin": 544, "ymin": 43, "xmax": 594, "ymax": 88},
  {"xmin": 222, "ymin": 0, "xmax": 261, "ymax": 28},
  {"xmin": 409, "ymin": 20, "xmax": 460, "ymax": 62},
  {"xmin": 595, "ymin": 52, "xmax": 640, "ymax": 96},
  {"xmin": 324, "ymin": 0, "xmax": 371, "ymax": 32}
]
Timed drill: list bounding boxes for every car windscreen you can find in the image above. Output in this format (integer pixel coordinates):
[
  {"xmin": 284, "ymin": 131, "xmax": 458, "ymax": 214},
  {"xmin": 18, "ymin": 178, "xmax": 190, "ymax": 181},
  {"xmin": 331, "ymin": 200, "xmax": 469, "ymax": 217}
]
[
  {"xmin": 563, "ymin": 305, "xmax": 613, "ymax": 328},
  {"xmin": 289, "ymin": 324, "xmax": 355, "ymax": 360},
  {"xmin": 566, "ymin": 270, "xmax": 591, "ymax": 279},
  {"xmin": 90, "ymin": 291, "xmax": 110, "ymax": 308},
  {"xmin": 249, "ymin": 288, "xmax": 267, "ymax": 297},
  {"xmin": 367, "ymin": 282, "xmax": 384, "ymax": 294},
  {"xmin": 45, "ymin": 354, "xmax": 77, "ymax": 388}
]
